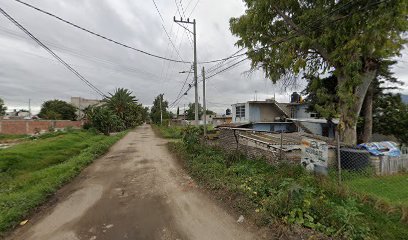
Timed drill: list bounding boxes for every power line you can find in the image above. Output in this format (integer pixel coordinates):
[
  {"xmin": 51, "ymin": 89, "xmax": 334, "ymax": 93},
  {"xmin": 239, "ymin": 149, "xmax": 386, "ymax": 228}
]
[
  {"xmin": 205, "ymin": 48, "xmax": 246, "ymax": 74},
  {"xmin": 175, "ymin": 0, "xmax": 194, "ymax": 48},
  {"xmin": 170, "ymin": 66, "xmax": 193, "ymax": 107},
  {"xmin": 13, "ymin": 0, "xmax": 190, "ymax": 64},
  {"xmin": 206, "ymin": 57, "xmax": 249, "ymax": 80},
  {"xmin": 12, "ymin": 0, "xmax": 248, "ymax": 65},
  {"xmin": 175, "ymin": 66, "xmax": 193, "ymax": 100},
  {"xmin": 188, "ymin": 0, "xmax": 200, "ymax": 17},
  {"xmin": 0, "ymin": 26, "xmax": 175, "ymax": 82},
  {"xmin": 151, "ymin": 0, "xmax": 185, "ymax": 61},
  {"xmin": 169, "ymin": 50, "xmax": 248, "ymax": 106},
  {"xmin": 0, "ymin": 7, "xmax": 106, "ymax": 97},
  {"xmin": 170, "ymin": 0, "xmax": 389, "ymax": 106}
]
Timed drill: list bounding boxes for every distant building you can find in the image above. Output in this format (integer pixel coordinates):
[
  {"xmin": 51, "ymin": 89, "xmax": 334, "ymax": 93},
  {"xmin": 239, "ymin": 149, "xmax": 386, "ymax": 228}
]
[
  {"xmin": 205, "ymin": 114, "xmax": 232, "ymax": 127},
  {"xmin": 71, "ymin": 97, "xmax": 103, "ymax": 119},
  {"xmin": 231, "ymin": 93, "xmax": 337, "ymax": 137},
  {"xmin": 3, "ymin": 109, "xmax": 31, "ymax": 120}
]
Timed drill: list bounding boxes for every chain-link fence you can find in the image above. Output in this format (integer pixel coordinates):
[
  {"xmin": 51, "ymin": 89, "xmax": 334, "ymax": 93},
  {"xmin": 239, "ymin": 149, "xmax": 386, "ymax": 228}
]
[
  {"xmin": 335, "ymin": 140, "xmax": 408, "ymax": 207},
  {"xmin": 214, "ymin": 127, "xmax": 408, "ymax": 207}
]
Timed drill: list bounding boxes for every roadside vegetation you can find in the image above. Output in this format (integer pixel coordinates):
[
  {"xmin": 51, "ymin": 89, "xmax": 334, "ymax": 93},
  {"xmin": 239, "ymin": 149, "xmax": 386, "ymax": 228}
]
[
  {"xmin": 164, "ymin": 125, "xmax": 408, "ymax": 239},
  {"xmin": 85, "ymin": 88, "xmax": 148, "ymax": 135},
  {"xmin": 347, "ymin": 174, "xmax": 408, "ymax": 205},
  {"xmin": 152, "ymin": 123, "xmax": 184, "ymax": 139},
  {"xmin": 0, "ymin": 130, "xmax": 126, "ymax": 234},
  {"xmin": 0, "ymin": 134, "xmax": 28, "ymax": 142}
]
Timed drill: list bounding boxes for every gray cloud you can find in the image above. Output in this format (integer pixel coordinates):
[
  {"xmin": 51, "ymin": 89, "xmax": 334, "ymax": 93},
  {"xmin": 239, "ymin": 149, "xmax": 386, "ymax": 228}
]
[{"xmin": 0, "ymin": 0, "xmax": 407, "ymax": 115}]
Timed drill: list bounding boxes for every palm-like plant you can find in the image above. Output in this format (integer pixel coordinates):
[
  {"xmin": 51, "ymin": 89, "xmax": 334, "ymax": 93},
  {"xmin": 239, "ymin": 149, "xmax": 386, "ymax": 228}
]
[{"xmin": 106, "ymin": 88, "xmax": 137, "ymax": 120}]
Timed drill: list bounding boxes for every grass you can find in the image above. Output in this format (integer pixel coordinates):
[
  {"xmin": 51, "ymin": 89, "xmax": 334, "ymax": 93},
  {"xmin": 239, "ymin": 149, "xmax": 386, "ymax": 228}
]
[
  {"xmin": 152, "ymin": 124, "xmax": 184, "ymax": 139},
  {"xmin": 0, "ymin": 130, "xmax": 126, "ymax": 234},
  {"xmin": 347, "ymin": 174, "xmax": 408, "ymax": 205},
  {"xmin": 168, "ymin": 138, "xmax": 408, "ymax": 239},
  {"xmin": 0, "ymin": 134, "xmax": 28, "ymax": 142},
  {"xmin": 152, "ymin": 124, "xmax": 216, "ymax": 139}
]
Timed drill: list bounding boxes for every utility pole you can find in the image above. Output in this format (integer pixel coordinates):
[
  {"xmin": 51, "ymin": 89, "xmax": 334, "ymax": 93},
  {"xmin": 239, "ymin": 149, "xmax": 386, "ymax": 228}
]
[
  {"xmin": 174, "ymin": 17, "xmax": 198, "ymax": 125},
  {"xmin": 160, "ymin": 94, "xmax": 163, "ymax": 125},
  {"xmin": 202, "ymin": 67, "xmax": 207, "ymax": 138}
]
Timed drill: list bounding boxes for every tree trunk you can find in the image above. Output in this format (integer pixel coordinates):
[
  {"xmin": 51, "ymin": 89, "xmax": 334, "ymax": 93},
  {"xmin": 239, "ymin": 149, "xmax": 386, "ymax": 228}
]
[
  {"xmin": 339, "ymin": 69, "xmax": 377, "ymax": 145},
  {"xmin": 361, "ymin": 84, "xmax": 374, "ymax": 143}
]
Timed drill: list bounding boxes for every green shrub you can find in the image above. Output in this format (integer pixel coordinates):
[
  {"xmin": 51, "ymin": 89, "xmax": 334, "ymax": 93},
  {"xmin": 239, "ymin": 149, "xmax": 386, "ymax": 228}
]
[
  {"xmin": 182, "ymin": 126, "xmax": 202, "ymax": 151},
  {"xmin": 169, "ymin": 141, "xmax": 408, "ymax": 240}
]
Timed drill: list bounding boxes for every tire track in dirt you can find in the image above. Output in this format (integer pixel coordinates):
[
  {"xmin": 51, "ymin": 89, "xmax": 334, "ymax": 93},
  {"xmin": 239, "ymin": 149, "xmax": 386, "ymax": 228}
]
[{"xmin": 7, "ymin": 125, "xmax": 258, "ymax": 240}]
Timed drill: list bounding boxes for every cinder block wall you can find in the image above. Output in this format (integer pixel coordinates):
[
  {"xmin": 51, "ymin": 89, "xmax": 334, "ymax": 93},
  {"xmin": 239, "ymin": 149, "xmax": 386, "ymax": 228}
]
[
  {"xmin": 0, "ymin": 120, "xmax": 84, "ymax": 135},
  {"xmin": 215, "ymin": 129, "xmax": 295, "ymax": 164}
]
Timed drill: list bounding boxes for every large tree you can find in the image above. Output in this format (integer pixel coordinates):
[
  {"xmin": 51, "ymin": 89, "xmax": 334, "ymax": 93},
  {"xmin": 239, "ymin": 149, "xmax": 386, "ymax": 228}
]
[
  {"xmin": 230, "ymin": 0, "xmax": 407, "ymax": 145},
  {"xmin": 302, "ymin": 60, "xmax": 402, "ymax": 143},
  {"xmin": 373, "ymin": 93, "xmax": 408, "ymax": 145},
  {"xmin": 0, "ymin": 98, "xmax": 6, "ymax": 116},
  {"xmin": 185, "ymin": 103, "xmax": 216, "ymax": 120},
  {"xmin": 150, "ymin": 94, "xmax": 170, "ymax": 124},
  {"xmin": 39, "ymin": 100, "xmax": 77, "ymax": 120}
]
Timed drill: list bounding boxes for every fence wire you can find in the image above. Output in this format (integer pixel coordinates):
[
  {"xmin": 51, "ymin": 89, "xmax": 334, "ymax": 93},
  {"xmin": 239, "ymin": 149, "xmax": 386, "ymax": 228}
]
[
  {"xmin": 335, "ymin": 138, "xmax": 408, "ymax": 207},
  {"xmin": 215, "ymin": 127, "xmax": 408, "ymax": 207}
]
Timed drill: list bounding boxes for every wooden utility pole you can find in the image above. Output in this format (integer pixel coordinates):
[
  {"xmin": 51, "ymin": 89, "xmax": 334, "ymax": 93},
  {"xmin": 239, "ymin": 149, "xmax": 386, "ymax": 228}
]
[
  {"xmin": 202, "ymin": 67, "xmax": 207, "ymax": 137},
  {"xmin": 174, "ymin": 17, "xmax": 198, "ymax": 125}
]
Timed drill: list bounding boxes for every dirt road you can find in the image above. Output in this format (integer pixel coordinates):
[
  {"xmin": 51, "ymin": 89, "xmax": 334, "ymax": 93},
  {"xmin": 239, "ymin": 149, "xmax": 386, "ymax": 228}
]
[{"xmin": 8, "ymin": 125, "xmax": 258, "ymax": 240}]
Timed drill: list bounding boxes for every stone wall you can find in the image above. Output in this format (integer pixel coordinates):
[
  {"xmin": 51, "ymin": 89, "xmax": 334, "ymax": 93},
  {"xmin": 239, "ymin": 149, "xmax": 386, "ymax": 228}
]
[{"xmin": 0, "ymin": 120, "xmax": 83, "ymax": 135}]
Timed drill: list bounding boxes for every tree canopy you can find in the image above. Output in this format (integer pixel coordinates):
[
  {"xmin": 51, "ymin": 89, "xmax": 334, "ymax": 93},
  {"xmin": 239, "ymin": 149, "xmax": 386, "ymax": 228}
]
[
  {"xmin": 0, "ymin": 98, "xmax": 6, "ymax": 116},
  {"xmin": 39, "ymin": 100, "xmax": 77, "ymax": 120},
  {"xmin": 373, "ymin": 94, "xmax": 408, "ymax": 145},
  {"xmin": 105, "ymin": 88, "xmax": 145, "ymax": 128},
  {"xmin": 86, "ymin": 88, "xmax": 147, "ymax": 134},
  {"xmin": 150, "ymin": 94, "xmax": 170, "ymax": 124},
  {"xmin": 230, "ymin": 0, "xmax": 407, "ymax": 144},
  {"xmin": 185, "ymin": 103, "xmax": 215, "ymax": 120}
]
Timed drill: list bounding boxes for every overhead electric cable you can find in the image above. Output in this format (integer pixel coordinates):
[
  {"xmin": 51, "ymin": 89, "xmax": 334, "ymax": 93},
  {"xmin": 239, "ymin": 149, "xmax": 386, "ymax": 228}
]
[
  {"xmin": 12, "ymin": 0, "xmax": 246, "ymax": 64},
  {"xmin": 172, "ymin": 0, "xmax": 389, "ymax": 104},
  {"xmin": 151, "ymin": 0, "xmax": 185, "ymax": 61},
  {"xmin": 188, "ymin": 0, "xmax": 200, "ymax": 17},
  {"xmin": 0, "ymin": 7, "xmax": 106, "ymax": 97},
  {"xmin": 13, "ymin": 0, "xmax": 190, "ymax": 64}
]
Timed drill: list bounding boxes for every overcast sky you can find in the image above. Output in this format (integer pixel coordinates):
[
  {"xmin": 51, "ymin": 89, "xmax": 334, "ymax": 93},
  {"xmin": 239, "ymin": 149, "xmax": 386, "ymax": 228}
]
[{"xmin": 0, "ymin": 0, "xmax": 407, "ymax": 114}]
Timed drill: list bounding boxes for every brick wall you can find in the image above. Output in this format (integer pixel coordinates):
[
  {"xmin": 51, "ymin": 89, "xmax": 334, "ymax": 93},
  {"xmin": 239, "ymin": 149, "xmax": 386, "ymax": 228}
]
[{"xmin": 0, "ymin": 120, "xmax": 84, "ymax": 135}]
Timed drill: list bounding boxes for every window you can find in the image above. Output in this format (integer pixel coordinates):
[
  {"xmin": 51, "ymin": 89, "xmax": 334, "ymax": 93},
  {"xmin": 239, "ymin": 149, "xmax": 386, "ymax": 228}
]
[{"xmin": 236, "ymin": 106, "xmax": 246, "ymax": 118}]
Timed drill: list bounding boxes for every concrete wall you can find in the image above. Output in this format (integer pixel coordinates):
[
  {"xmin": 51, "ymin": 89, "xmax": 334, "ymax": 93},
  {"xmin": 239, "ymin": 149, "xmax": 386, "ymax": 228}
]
[
  {"xmin": 233, "ymin": 102, "xmax": 287, "ymax": 123},
  {"xmin": 249, "ymin": 103, "xmax": 285, "ymax": 122},
  {"xmin": 299, "ymin": 122, "xmax": 323, "ymax": 135},
  {"xmin": 0, "ymin": 120, "xmax": 83, "ymax": 135}
]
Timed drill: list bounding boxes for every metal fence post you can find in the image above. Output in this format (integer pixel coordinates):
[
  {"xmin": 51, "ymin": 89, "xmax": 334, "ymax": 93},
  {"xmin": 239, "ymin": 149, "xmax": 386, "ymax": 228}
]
[
  {"xmin": 337, "ymin": 132, "xmax": 342, "ymax": 184},
  {"xmin": 233, "ymin": 129, "xmax": 239, "ymax": 152}
]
